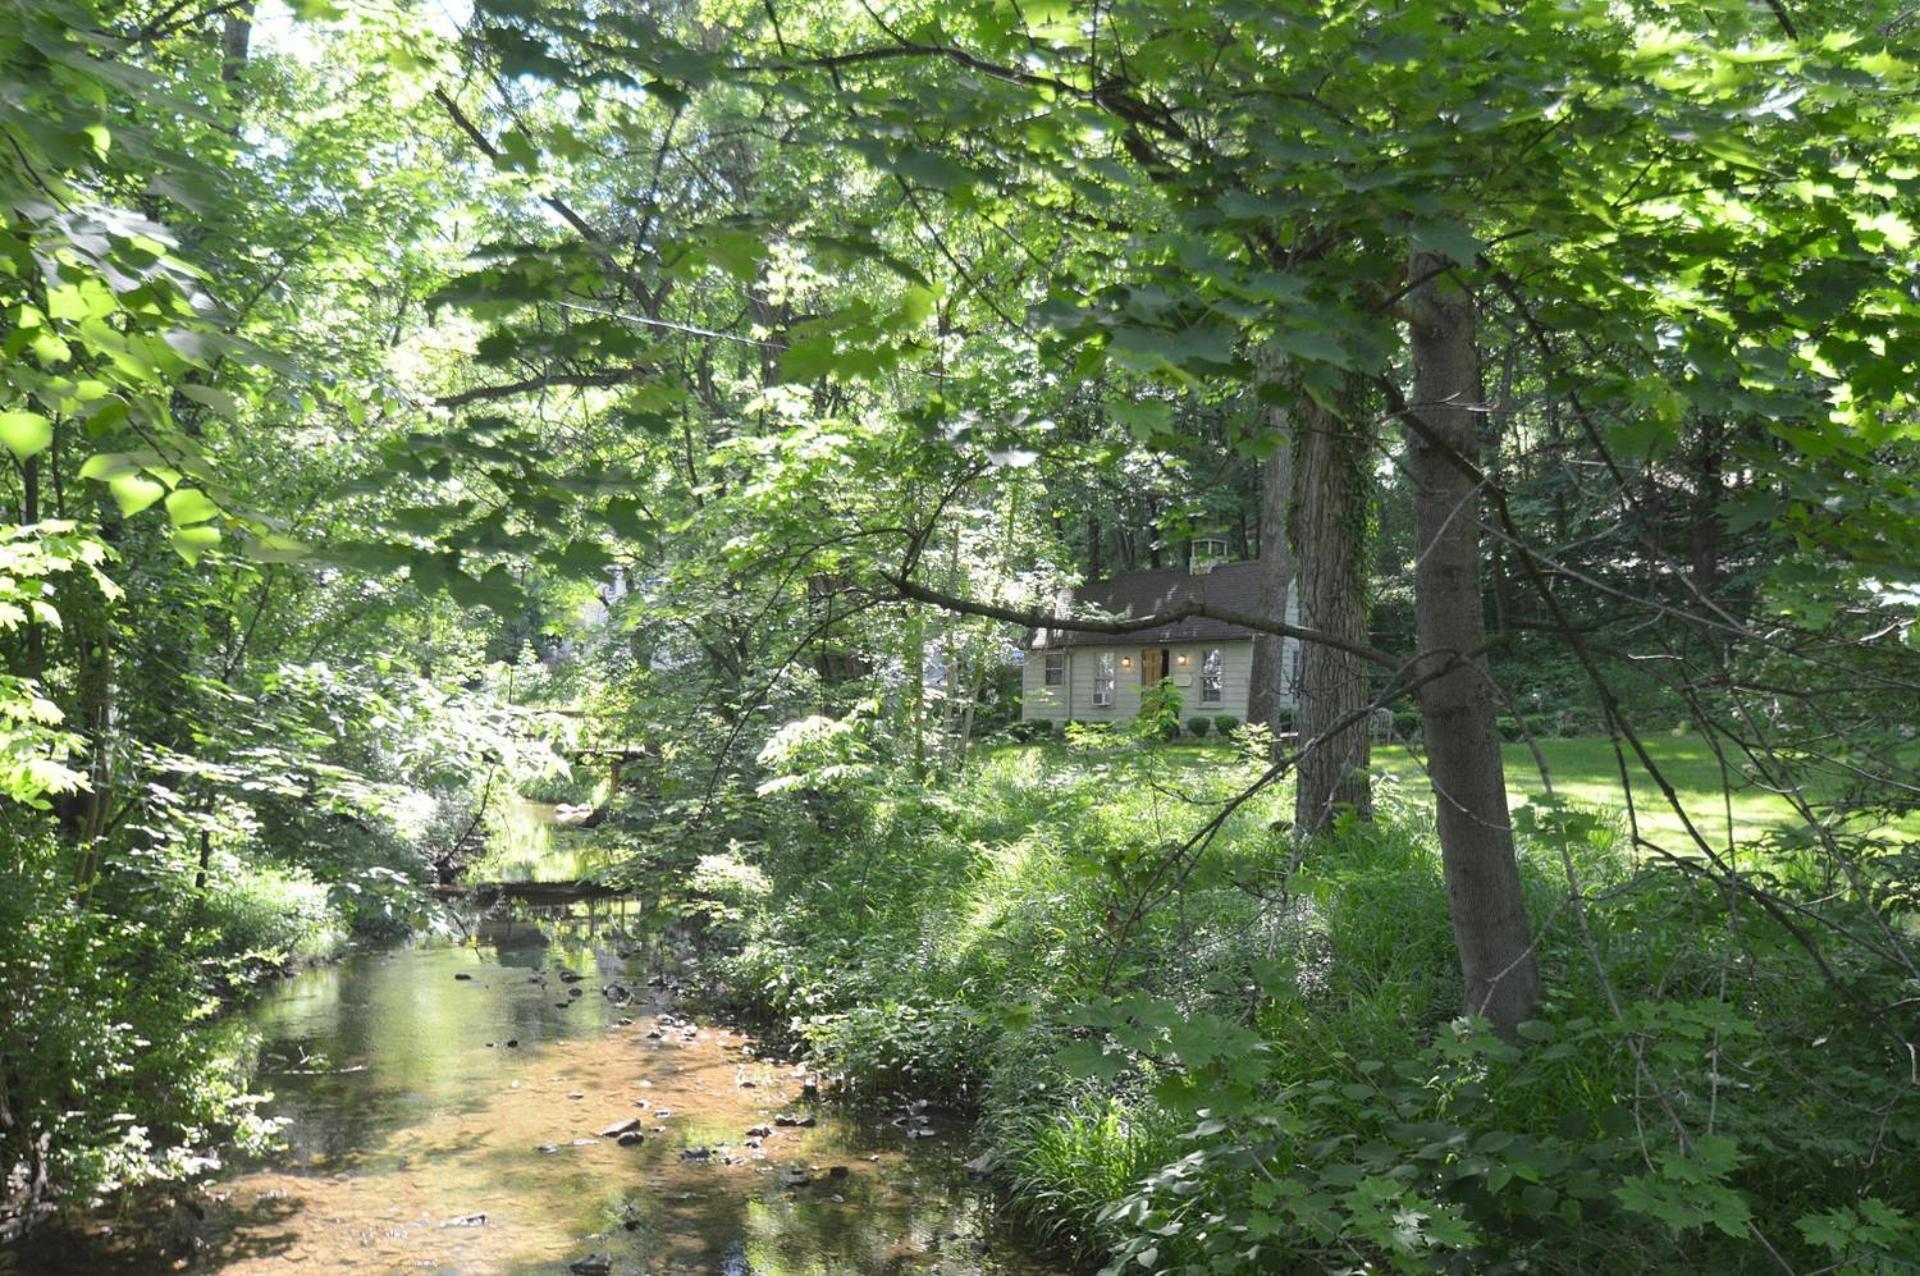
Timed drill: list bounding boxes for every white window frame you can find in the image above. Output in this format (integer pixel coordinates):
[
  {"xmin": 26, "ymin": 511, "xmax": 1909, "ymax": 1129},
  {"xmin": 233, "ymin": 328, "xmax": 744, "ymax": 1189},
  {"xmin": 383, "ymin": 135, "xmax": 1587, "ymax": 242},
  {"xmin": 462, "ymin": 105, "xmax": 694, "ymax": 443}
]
[
  {"xmin": 1200, "ymin": 647, "xmax": 1224, "ymax": 704},
  {"xmin": 1093, "ymin": 652, "xmax": 1116, "ymax": 707},
  {"xmin": 1043, "ymin": 653, "xmax": 1066, "ymax": 687}
]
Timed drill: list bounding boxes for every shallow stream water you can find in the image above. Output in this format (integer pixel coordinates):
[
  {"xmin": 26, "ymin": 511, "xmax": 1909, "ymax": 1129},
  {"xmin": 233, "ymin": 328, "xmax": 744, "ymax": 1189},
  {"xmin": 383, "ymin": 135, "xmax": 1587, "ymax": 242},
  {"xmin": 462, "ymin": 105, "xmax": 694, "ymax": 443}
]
[{"xmin": 21, "ymin": 901, "xmax": 1061, "ymax": 1275}]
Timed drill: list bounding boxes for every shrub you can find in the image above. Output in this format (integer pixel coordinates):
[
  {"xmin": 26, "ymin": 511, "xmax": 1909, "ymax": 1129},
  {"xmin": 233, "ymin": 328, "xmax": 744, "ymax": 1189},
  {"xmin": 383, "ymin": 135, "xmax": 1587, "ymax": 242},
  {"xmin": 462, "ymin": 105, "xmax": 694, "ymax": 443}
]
[
  {"xmin": 1273, "ymin": 706, "xmax": 1296, "ymax": 732},
  {"xmin": 1213, "ymin": 714, "xmax": 1240, "ymax": 736},
  {"xmin": 803, "ymin": 1000, "xmax": 999, "ymax": 1104},
  {"xmin": 0, "ymin": 825, "xmax": 279, "ymax": 1227},
  {"xmin": 1030, "ymin": 717, "xmax": 1055, "ymax": 739},
  {"xmin": 1391, "ymin": 708, "xmax": 1421, "ymax": 740},
  {"xmin": 1187, "ymin": 716, "xmax": 1212, "ymax": 738}
]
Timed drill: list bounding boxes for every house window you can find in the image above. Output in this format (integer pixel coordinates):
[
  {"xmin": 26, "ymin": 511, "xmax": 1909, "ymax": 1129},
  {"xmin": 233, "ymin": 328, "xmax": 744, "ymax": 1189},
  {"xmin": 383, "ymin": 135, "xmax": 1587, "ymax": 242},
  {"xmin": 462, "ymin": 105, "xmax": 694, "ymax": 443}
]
[
  {"xmin": 1043, "ymin": 653, "xmax": 1066, "ymax": 687},
  {"xmin": 1190, "ymin": 536, "xmax": 1229, "ymax": 574},
  {"xmin": 1201, "ymin": 648, "xmax": 1224, "ymax": 704},
  {"xmin": 1093, "ymin": 652, "xmax": 1116, "ymax": 707}
]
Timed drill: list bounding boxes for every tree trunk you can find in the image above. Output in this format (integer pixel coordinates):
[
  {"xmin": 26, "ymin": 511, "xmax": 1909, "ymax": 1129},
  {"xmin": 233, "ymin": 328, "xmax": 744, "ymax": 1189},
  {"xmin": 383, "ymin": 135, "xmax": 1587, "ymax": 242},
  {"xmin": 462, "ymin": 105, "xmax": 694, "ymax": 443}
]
[
  {"xmin": 1248, "ymin": 363, "xmax": 1294, "ymax": 737},
  {"xmin": 1289, "ymin": 382, "xmax": 1372, "ymax": 834},
  {"xmin": 1406, "ymin": 248, "xmax": 1541, "ymax": 1035},
  {"xmin": 902, "ymin": 601, "xmax": 926, "ymax": 778},
  {"xmin": 221, "ymin": 3, "xmax": 255, "ymax": 85},
  {"xmin": 1689, "ymin": 415, "xmax": 1724, "ymax": 592}
]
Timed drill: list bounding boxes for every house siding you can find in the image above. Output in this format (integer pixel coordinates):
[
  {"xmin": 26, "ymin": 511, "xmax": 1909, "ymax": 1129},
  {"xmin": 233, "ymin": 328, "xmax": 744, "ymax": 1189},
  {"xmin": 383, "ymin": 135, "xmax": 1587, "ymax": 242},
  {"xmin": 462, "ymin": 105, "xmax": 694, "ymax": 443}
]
[{"xmin": 1022, "ymin": 640, "xmax": 1258, "ymax": 724}]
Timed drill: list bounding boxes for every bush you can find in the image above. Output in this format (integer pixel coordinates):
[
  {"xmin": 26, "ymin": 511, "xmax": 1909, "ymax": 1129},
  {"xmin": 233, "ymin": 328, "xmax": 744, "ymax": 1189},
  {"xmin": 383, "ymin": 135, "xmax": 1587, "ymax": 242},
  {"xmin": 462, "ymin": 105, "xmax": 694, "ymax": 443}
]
[
  {"xmin": 1273, "ymin": 706, "xmax": 1296, "ymax": 732},
  {"xmin": 1391, "ymin": 708, "xmax": 1421, "ymax": 740},
  {"xmin": 0, "ymin": 825, "xmax": 278, "ymax": 1230},
  {"xmin": 803, "ymin": 1000, "xmax": 999, "ymax": 1103},
  {"xmin": 1213, "ymin": 714, "xmax": 1240, "ymax": 736},
  {"xmin": 1187, "ymin": 716, "xmax": 1212, "ymax": 738},
  {"xmin": 1012, "ymin": 718, "xmax": 1057, "ymax": 742}
]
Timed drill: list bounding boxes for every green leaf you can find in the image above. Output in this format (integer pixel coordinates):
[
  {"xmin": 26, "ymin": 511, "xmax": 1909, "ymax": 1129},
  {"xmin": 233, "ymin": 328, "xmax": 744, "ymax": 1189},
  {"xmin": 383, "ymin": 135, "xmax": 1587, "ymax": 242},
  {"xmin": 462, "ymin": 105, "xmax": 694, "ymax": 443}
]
[
  {"xmin": 893, "ymin": 149, "xmax": 976, "ymax": 191},
  {"xmin": 164, "ymin": 487, "xmax": 221, "ymax": 526},
  {"xmin": 79, "ymin": 452, "xmax": 146, "ymax": 481},
  {"xmin": 0, "ymin": 411, "xmax": 53, "ymax": 461},
  {"xmin": 169, "ymin": 525, "xmax": 221, "ymax": 563},
  {"xmin": 1408, "ymin": 220, "xmax": 1486, "ymax": 265},
  {"xmin": 108, "ymin": 473, "xmax": 165, "ymax": 517},
  {"xmin": 179, "ymin": 384, "xmax": 241, "ymax": 416}
]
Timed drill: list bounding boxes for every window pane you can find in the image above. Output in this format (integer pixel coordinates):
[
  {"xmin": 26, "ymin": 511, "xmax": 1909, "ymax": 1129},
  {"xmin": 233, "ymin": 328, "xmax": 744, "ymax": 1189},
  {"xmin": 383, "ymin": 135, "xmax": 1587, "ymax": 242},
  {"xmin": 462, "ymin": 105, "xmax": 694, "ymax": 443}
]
[
  {"xmin": 1201, "ymin": 648, "xmax": 1223, "ymax": 704},
  {"xmin": 1044, "ymin": 653, "xmax": 1065, "ymax": 686},
  {"xmin": 1094, "ymin": 652, "xmax": 1115, "ymax": 706}
]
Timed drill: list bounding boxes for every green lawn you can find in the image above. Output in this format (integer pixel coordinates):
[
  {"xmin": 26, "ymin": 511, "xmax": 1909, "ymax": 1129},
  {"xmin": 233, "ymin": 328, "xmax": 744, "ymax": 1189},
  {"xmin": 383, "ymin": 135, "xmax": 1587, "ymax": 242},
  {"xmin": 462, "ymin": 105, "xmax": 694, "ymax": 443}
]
[
  {"xmin": 1375, "ymin": 734, "xmax": 1919, "ymax": 855},
  {"xmin": 1372, "ymin": 735, "xmax": 1780, "ymax": 855},
  {"xmin": 1006, "ymin": 733, "xmax": 1914, "ymax": 856}
]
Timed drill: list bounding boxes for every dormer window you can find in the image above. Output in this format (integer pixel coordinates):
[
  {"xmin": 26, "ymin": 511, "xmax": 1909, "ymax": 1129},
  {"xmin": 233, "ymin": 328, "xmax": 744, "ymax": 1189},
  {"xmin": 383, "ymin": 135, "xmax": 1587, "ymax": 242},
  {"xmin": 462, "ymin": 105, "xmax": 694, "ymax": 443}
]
[{"xmin": 1190, "ymin": 537, "xmax": 1229, "ymax": 575}]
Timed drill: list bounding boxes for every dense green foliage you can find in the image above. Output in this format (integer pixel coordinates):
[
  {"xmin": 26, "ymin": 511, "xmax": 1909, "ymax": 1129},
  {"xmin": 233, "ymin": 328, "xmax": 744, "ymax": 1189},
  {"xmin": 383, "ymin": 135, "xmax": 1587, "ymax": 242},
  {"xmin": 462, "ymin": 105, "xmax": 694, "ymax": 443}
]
[
  {"xmin": 3, "ymin": 0, "xmax": 1917, "ymax": 1269},
  {"xmin": 715, "ymin": 745, "xmax": 1918, "ymax": 1272}
]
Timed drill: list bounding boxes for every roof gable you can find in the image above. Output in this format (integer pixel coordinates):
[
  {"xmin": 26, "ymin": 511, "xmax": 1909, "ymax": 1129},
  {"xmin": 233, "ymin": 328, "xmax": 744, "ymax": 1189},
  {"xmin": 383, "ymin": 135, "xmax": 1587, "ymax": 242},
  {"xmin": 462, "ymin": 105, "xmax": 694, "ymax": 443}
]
[{"xmin": 1029, "ymin": 560, "xmax": 1273, "ymax": 649}]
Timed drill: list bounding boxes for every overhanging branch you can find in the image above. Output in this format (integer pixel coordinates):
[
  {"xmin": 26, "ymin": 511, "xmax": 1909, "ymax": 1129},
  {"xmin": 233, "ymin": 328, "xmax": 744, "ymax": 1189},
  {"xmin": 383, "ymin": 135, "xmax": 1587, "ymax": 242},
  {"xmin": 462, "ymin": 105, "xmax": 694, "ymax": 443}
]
[{"xmin": 882, "ymin": 573, "xmax": 1400, "ymax": 669}]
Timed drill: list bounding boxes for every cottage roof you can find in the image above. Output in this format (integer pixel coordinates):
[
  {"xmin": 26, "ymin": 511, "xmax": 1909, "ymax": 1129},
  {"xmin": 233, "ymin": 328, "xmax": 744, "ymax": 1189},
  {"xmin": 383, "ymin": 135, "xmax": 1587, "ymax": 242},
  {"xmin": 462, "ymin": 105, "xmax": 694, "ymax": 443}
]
[{"xmin": 1027, "ymin": 561, "xmax": 1267, "ymax": 650}]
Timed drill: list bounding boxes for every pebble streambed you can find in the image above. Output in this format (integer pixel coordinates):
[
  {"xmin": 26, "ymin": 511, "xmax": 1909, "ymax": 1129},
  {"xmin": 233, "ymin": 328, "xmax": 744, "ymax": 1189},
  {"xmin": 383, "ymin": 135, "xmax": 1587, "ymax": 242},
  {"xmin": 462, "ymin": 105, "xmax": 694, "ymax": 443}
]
[{"xmin": 22, "ymin": 903, "xmax": 1062, "ymax": 1275}]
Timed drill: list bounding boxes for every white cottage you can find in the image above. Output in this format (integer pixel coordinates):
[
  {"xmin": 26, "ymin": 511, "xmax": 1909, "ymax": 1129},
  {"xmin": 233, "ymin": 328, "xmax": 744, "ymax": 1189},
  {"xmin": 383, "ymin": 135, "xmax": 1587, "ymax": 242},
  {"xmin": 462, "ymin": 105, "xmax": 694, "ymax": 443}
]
[{"xmin": 1019, "ymin": 555, "xmax": 1298, "ymax": 726}]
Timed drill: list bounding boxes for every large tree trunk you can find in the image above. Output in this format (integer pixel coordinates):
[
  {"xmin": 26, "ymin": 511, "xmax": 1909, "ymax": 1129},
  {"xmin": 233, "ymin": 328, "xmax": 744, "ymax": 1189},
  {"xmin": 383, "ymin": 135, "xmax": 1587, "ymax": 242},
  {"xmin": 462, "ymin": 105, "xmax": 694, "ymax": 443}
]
[
  {"xmin": 1289, "ymin": 382, "xmax": 1372, "ymax": 834},
  {"xmin": 1406, "ymin": 248, "xmax": 1540, "ymax": 1035}
]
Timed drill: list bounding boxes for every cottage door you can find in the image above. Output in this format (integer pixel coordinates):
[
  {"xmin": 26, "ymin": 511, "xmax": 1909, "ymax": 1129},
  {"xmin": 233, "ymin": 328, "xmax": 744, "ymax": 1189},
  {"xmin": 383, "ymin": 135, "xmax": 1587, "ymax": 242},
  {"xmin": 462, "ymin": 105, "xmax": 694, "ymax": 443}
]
[{"xmin": 1141, "ymin": 648, "xmax": 1165, "ymax": 685}]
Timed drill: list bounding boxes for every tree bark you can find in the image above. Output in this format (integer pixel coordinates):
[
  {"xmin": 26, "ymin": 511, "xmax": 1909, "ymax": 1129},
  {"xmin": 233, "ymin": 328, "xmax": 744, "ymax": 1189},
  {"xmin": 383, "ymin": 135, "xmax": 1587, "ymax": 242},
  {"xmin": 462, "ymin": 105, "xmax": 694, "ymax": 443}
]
[
  {"xmin": 1688, "ymin": 415, "xmax": 1724, "ymax": 592},
  {"xmin": 1406, "ymin": 248, "xmax": 1541, "ymax": 1035},
  {"xmin": 221, "ymin": 3, "xmax": 255, "ymax": 86},
  {"xmin": 1248, "ymin": 362, "xmax": 1295, "ymax": 737},
  {"xmin": 1289, "ymin": 382, "xmax": 1372, "ymax": 834}
]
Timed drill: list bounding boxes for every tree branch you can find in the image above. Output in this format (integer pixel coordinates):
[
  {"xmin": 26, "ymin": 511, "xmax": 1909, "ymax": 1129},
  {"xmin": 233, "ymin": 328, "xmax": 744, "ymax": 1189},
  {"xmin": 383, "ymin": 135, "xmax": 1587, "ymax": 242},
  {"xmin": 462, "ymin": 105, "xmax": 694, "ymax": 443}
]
[
  {"xmin": 881, "ymin": 573, "xmax": 1400, "ymax": 669},
  {"xmin": 434, "ymin": 364, "xmax": 661, "ymax": 408}
]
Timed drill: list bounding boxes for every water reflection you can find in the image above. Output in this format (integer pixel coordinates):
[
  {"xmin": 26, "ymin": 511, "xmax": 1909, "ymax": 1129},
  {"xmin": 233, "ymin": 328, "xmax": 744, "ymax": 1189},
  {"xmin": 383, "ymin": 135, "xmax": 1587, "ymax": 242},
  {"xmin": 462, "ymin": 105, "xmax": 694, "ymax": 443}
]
[
  {"xmin": 22, "ymin": 902, "xmax": 1059, "ymax": 1275},
  {"xmin": 475, "ymin": 799, "xmax": 616, "ymax": 883}
]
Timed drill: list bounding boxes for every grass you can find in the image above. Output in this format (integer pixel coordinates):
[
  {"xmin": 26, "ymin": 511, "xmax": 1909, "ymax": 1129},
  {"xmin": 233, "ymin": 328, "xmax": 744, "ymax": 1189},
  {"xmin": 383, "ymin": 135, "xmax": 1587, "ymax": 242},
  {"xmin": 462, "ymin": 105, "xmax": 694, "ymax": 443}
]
[
  {"xmin": 1001, "ymin": 731, "xmax": 1917, "ymax": 855},
  {"xmin": 1375, "ymin": 733, "xmax": 1920, "ymax": 853},
  {"xmin": 1376, "ymin": 734, "xmax": 1799, "ymax": 854}
]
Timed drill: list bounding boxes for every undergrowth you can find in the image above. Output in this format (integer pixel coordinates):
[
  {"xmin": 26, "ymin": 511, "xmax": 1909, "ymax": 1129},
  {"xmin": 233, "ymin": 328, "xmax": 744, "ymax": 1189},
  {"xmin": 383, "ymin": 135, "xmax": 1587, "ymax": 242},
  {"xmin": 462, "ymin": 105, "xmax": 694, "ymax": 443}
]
[{"xmin": 713, "ymin": 737, "xmax": 1920, "ymax": 1274}]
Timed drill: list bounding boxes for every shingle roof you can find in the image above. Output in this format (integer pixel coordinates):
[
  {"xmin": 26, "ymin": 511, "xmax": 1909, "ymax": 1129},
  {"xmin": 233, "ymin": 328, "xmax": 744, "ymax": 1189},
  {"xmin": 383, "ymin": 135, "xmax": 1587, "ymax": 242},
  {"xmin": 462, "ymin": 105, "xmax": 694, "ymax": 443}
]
[{"xmin": 1027, "ymin": 560, "xmax": 1269, "ymax": 649}]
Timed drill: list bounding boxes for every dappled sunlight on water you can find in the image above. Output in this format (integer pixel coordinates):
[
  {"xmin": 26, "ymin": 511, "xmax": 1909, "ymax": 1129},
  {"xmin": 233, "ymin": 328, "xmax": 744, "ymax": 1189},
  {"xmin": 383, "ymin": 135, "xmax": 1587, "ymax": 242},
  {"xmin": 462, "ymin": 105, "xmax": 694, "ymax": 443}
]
[{"xmin": 23, "ymin": 905, "xmax": 1057, "ymax": 1275}]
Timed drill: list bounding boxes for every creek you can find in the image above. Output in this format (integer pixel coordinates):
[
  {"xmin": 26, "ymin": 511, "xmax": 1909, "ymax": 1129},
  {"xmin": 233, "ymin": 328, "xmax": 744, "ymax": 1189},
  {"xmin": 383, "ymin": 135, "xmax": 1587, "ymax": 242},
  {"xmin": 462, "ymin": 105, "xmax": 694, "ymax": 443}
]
[{"xmin": 21, "ymin": 828, "xmax": 1062, "ymax": 1274}]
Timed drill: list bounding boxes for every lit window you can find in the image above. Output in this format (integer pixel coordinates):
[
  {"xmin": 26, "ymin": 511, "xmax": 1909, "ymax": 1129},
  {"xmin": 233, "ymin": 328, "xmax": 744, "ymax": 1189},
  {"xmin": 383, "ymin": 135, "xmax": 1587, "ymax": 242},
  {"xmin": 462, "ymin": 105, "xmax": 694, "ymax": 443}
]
[
  {"xmin": 1043, "ymin": 653, "xmax": 1066, "ymax": 687},
  {"xmin": 1201, "ymin": 648, "xmax": 1223, "ymax": 704},
  {"xmin": 1094, "ymin": 652, "xmax": 1116, "ymax": 707}
]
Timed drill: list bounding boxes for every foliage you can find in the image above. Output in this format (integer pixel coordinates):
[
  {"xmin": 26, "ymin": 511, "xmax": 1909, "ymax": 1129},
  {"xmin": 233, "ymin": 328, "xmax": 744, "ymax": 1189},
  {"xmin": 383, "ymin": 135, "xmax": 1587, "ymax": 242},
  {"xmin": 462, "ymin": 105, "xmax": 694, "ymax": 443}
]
[
  {"xmin": 1, "ymin": 0, "xmax": 1917, "ymax": 1264},
  {"xmin": 715, "ymin": 743, "xmax": 1920, "ymax": 1274}
]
